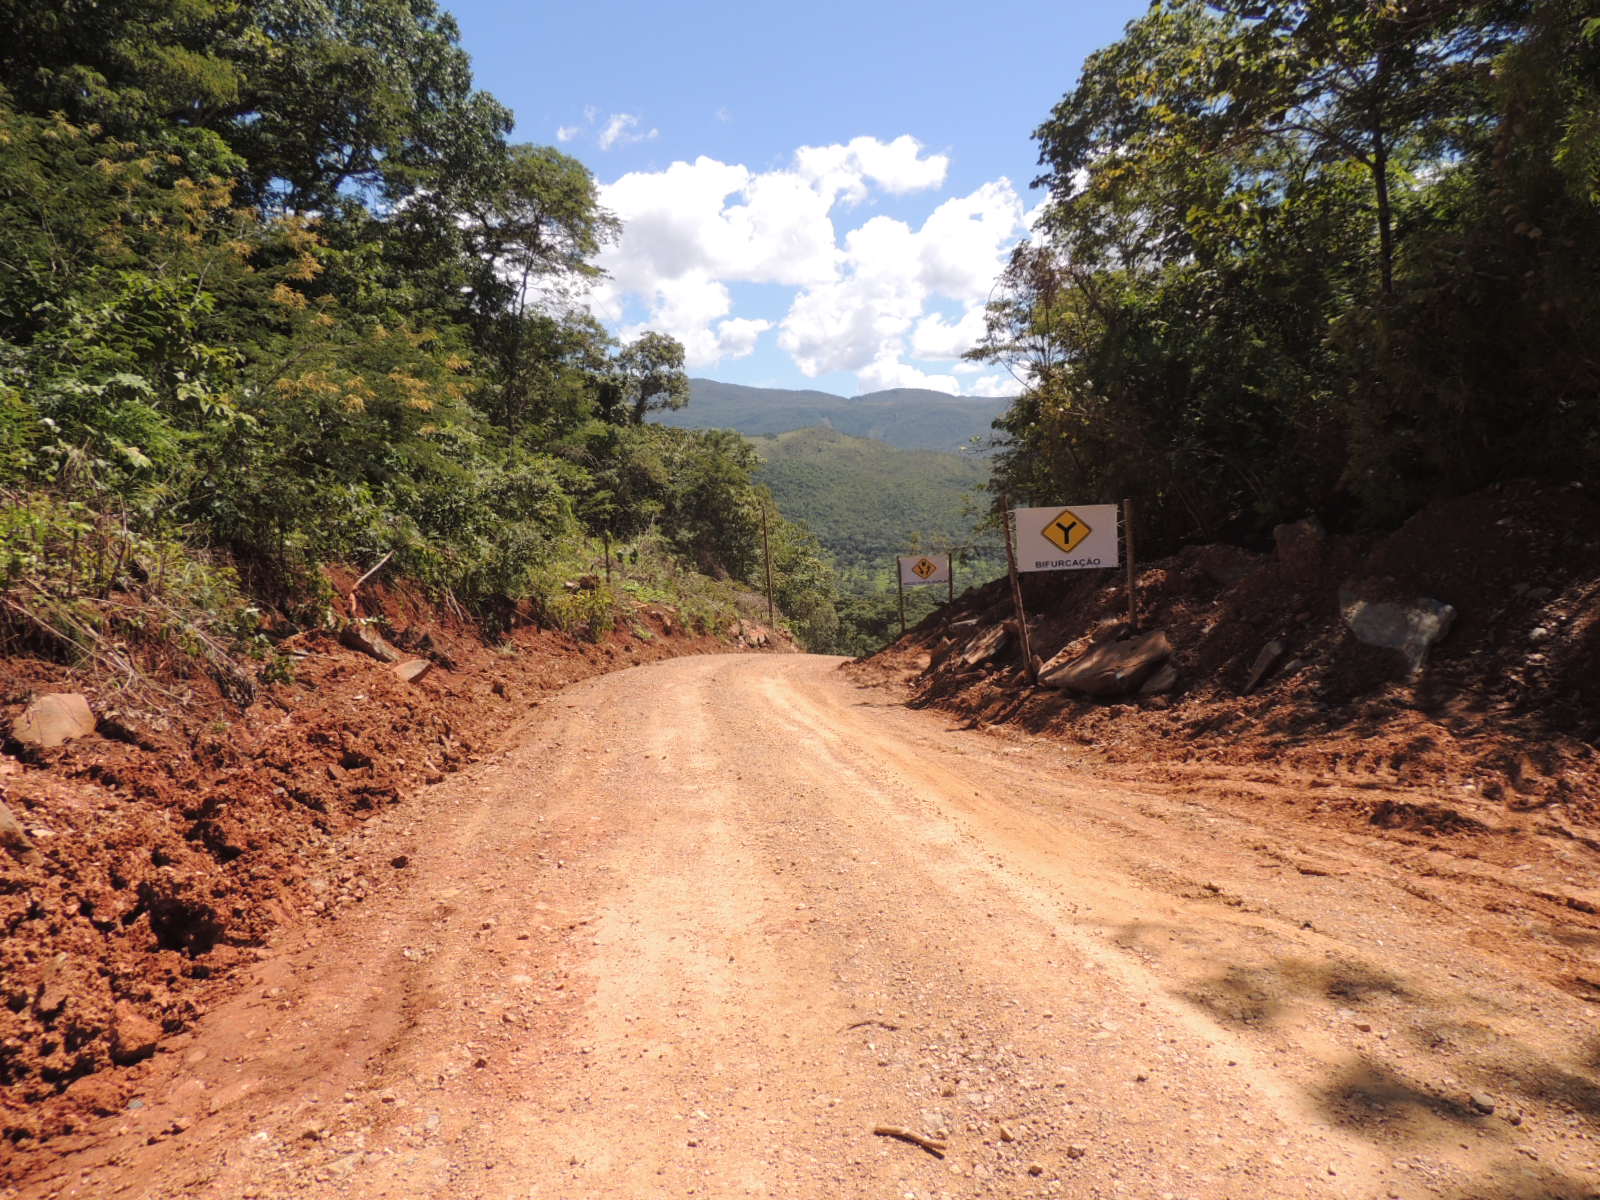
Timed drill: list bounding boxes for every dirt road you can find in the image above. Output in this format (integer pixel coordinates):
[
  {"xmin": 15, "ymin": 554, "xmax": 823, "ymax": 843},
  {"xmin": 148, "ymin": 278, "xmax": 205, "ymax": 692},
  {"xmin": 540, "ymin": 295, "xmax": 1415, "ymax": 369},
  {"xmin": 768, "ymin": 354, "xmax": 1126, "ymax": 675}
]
[{"xmin": 12, "ymin": 655, "xmax": 1600, "ymax": 1199}]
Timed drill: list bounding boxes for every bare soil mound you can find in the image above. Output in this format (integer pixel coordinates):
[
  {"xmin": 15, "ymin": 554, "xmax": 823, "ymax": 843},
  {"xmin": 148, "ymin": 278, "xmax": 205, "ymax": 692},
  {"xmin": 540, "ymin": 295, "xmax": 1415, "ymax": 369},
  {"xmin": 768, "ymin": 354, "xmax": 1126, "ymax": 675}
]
[
  {"xmin": 0, "ymin": 577, "xmax": 781, "ymax": 1157},
  {"xmin": 853, "ymin": 479, "xmax": 1600, "ymax": 830}
]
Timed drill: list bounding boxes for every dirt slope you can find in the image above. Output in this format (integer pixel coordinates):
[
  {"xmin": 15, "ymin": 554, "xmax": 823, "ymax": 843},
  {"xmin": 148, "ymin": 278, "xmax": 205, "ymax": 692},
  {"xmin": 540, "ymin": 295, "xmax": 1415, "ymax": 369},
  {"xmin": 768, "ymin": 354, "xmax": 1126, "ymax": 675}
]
[
  {"xmin": 860, "ymin": 480, "xmax": 1600, "ymax": 825},
  {"xmin": 8, "ymin": 655, "xmax": 1600, "ymax": 1199},
  {"xmin": 0, "ymin": 583, "xmax": 784, "ymax": 1150}
]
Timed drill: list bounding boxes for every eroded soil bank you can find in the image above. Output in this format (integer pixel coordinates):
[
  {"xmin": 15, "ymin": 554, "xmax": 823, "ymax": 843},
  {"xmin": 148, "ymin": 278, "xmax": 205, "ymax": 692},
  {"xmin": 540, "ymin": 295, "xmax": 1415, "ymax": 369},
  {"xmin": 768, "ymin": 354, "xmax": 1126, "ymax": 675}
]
[{"xmin": 0, "ymin": 577, "xmax": 780, "ymax": 1155}]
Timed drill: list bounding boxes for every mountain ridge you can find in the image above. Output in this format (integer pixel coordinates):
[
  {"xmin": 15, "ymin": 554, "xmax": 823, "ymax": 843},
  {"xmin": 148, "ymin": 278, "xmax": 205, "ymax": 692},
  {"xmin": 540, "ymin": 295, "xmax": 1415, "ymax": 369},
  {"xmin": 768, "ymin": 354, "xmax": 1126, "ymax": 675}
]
[{"xmin": 656, "ymin": 378, "xmax": 1012, "ymax": 452}]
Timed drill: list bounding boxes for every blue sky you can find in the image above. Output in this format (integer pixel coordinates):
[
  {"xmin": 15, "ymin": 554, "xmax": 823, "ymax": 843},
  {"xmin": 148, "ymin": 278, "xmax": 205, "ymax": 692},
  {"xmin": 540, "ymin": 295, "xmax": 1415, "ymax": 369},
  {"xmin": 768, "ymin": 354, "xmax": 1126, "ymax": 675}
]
[{"xmin": 444, "ymin": 0, "xmax": 1149, "ymax": 396}]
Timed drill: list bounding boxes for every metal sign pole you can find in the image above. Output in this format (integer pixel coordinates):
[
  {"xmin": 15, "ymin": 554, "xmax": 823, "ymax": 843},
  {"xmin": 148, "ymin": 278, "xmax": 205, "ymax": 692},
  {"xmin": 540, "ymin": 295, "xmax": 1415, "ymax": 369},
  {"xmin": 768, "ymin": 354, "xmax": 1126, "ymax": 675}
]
[
  {"xmin": 897, "ymin": 562, "xmax": 906, "ymax": 636},
  {"xmin": 1001, "ymin": 496, "xmax": 1036, "ymax": 681},
  {"xmin": 947, "ymin": 550, "xmax": 954, "ymax": 606},
  {"xmin": 1122, "ymin": 497, "xmax": 1137, "ymax": 630},
  {"xmin": 761, "ymin": 505, "xmax": 775, "ymax": 626}
]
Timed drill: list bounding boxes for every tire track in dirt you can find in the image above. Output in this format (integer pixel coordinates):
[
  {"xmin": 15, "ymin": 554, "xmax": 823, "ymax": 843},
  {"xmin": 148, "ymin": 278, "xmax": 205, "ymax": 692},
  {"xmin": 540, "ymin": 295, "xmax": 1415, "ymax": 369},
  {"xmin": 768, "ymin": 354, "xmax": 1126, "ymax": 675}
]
[{"xmin": 11, "ymin": 655, "xmax": 1600, "ymax": 1200}]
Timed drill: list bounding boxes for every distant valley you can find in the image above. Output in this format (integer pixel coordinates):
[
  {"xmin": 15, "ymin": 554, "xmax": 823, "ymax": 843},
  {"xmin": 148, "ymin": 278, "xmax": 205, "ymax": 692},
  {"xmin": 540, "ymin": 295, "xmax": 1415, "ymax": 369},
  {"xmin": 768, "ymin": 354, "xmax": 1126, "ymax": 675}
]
[
  {"xmin": 658, "ymin": 378, "xmax": 1008, "ymax": 573},
  {"xmin": 744, "ymin": 426, "xmax": 992, "ymax": 572}
]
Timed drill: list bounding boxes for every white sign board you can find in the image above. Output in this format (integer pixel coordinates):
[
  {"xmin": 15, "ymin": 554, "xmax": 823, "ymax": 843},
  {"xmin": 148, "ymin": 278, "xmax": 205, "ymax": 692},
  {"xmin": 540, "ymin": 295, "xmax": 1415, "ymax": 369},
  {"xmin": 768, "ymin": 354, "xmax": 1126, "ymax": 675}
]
[
  {"xmin": 897, "ymin": 553, "xmax": 951, "ymax": 586},
  {"xmin": 1012, "ymin": 504, "xmax": 1121, "ymax": 572}
]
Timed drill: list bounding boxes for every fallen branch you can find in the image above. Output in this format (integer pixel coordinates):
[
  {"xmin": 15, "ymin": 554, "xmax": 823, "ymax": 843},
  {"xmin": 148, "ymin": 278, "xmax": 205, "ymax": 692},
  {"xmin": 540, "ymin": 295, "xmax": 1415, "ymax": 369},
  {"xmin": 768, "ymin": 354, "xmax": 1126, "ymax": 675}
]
[
  {"xmin": 844, "ymin": 1019, "xmax": 900, "ymax": 1032},
  {"xmin": 348, "ymin": 551, "xmax": 395, "ymax": 617},
  {"xmin": 872, "ymin": 1126, "xmax": 946, "ymax": 1157}
]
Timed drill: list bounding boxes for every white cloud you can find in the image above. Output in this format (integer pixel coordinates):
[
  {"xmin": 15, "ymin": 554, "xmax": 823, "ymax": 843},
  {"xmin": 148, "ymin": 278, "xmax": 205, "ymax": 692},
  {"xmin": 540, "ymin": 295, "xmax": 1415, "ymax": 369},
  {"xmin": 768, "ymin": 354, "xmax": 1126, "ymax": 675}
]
[
  {"xmin": 794, "ymin": 134, "xmax": 949, "ymax": 204},
  {"xmin": 964, "ymin": 372, "xmax": 1015, "ymax": 398},
  {"xmin": 911, "ymin": 305, "xmax": 989, "ymax": 361},
  {"xmin": 598, "ymin": 112, "xmax": 659, "ymax": 151},
  {"xmin": 778, "ymin": 179, "xmax": 1024, "ymax": 383},
  {"xmin": 714, "ymin": 317, "xmax": 771, "ymax": 359},
  {"xmin": 555, "ymin": 125, "xmax": 581, "ymax": 143},
  {"xmin": 857, "ymin": 353, "xmax": 961, "ymax": 395},
  {"xmin": 616, "ymin": 273, "xmax": 771, "ymax": 368},
  {"xmin": 589, "ymin": 138, "xmax": 1027, "ymax": 391}
]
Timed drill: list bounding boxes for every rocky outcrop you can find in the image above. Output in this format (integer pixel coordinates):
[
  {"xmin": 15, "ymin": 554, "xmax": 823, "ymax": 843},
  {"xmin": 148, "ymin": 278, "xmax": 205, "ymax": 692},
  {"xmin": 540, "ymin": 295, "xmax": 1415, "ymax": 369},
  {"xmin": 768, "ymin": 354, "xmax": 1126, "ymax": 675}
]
[
  {"xmin": 1338, "ymin": 583, "xmax": 1456, "ymax": 677},
  {"xmin": 1039, "ymin": 630, "xmax": 1173, "ymax": 697}
]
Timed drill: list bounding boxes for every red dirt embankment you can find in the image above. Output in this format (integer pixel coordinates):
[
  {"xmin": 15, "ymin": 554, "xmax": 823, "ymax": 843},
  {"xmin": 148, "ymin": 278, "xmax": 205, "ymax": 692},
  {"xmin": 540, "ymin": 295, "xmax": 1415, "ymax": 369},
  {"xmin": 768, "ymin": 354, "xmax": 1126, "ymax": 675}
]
[
  {"xmin": 0, "ymin": 576, "xmax": 778, "ymax": 1152},
  {"xmin": 856, "ymin": 479, "xmax": 1600, "ymax": 837}
]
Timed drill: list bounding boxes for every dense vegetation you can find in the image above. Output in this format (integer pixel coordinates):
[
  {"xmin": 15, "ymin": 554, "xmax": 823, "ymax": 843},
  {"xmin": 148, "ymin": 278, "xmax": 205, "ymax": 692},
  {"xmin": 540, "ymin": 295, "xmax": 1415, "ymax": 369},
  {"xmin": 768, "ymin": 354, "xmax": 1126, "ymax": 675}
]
[
  {"xmin": 973, "ymin": 0, "xmax": 1600, "ymax": 552},
  {"xmin": 0, "ymin": 0, "xmax": 840, "ymax": 672},
  {"xmin": 746, "ymin": 426, "xmax": 1001, "ymax": 656},
  {"xmin": 748, "ymin": 427, "xmax": 994, "ymax": 572}
]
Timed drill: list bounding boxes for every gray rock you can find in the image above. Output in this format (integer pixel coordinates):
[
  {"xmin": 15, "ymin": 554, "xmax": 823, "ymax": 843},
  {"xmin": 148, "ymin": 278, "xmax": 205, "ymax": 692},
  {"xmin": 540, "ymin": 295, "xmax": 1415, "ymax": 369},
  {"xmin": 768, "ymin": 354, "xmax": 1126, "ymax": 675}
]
[
  {"xmin": 1090, "ymin": 621, "xmax": 1132, "ymax": 646},
  {"xmin": 12, "ymin": 693, "xmax": 96, "ymax": 749},
  {"xmin": 1338, "ymin": 584, "xmax": 1456, "ymax": 677},
  {"xmin": 1469, "ymin": 1092, "xmax": 1496, "ymax": 1115},
  {"xmin": 960, "ymin": 624, "xmax": 1010, "ymax": 668},
  {"xmin": 1039, "ymin": 630, "xmax": 1173, "ymax": 697},
  {"xmin": 340, "ymin": 623, "xmax": 403, "ymax": 664},
  {"xmin": 1243, "ymin": 639, "xmax": 1286, "ymax": 694},
  {"xmin": 1138, "ymin": 662, "xmax": 1179, "ymax": 697}
]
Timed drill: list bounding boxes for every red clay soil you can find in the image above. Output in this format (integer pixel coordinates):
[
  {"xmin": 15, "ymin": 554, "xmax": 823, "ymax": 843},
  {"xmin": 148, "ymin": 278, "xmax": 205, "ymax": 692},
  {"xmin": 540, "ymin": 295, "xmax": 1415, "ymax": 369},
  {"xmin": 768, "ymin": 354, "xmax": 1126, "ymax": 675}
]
[
  {"xmin": 852, "ymin": 478, "xmax": 1600, "ymax": 911},
  {"xmin": 0, "ymin": 575, "xmax": 782, "ymax": 1160}
]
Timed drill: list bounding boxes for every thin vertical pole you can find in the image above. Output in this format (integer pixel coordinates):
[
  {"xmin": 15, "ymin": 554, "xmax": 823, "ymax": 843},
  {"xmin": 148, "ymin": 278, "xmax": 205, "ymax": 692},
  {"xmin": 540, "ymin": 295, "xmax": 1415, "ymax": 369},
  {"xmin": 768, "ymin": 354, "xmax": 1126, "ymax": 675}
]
[
  {"xmin": 897, "ymin": 563, "xmax": 906, "ymax": 636},
  {"xmin": 1001, "ymin": 496, "xmax": 1036, "ymax": 680},
  {"xmin": 948, "ymin": 551, "xmax": 954, "ymax": 606},
  {"xmin": 603, "ymin": 530, "xmax": 611, "ymax": 586},
  {"xmin": 1122, "ymin": 497, "xmax": 1137, "ymax": 630},
  {"xmin": 760, "ymin": 504, "xmax": 775, "ymax": 626}
]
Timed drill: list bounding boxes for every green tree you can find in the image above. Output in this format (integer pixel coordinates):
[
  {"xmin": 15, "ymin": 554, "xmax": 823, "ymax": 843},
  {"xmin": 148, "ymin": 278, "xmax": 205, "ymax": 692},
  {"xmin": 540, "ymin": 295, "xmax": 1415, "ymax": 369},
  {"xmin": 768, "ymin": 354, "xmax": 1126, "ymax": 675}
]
[{"xmin": 612, "ymin": 332, "xmax": 689, "ymax": 426}]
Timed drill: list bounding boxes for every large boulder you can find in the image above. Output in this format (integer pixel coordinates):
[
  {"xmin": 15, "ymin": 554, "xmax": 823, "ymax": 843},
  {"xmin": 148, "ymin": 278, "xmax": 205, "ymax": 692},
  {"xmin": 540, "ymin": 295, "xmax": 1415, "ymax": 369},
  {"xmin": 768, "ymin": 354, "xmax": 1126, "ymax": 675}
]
[
  {"xmin": 1339, "ymin": 583, "xmax": 1456, "ymax": 677},
  {"xmin": 1039, "ymin": 630, "xmax": 1173, "ymax": 697},
  {"xmin": 11, "ymin": 693, "xmax": 96, "ymax": 749}
]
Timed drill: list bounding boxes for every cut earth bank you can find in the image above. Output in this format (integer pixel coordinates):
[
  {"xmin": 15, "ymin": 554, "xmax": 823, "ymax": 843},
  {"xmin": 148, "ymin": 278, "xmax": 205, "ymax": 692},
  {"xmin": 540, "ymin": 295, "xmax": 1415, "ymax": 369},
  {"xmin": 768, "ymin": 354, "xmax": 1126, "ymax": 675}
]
[
  {"xmin": 0, "ymin": 573, "xmax": 789, "ymax": 1162},
  {"xmin": 853, "ymin": 479, "xmax": 1600, "ymax": 996}
]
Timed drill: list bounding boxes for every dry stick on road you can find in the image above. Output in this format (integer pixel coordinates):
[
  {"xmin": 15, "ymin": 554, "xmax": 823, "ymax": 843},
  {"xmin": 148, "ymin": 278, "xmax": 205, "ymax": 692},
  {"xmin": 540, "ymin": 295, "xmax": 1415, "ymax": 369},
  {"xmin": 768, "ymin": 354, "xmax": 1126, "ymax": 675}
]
[{"xmin": 871, "ymin": 1126, "xmax": 947, "ymax": 1157}]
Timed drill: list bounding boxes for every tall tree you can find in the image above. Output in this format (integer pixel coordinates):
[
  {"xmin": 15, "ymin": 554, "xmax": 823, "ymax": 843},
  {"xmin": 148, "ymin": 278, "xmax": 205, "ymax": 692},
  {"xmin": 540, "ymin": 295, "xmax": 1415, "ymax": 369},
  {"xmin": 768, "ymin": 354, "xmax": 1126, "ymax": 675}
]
[{"xmin": 613, "ymin": 332, "xmax": 689, "ymax": 426}]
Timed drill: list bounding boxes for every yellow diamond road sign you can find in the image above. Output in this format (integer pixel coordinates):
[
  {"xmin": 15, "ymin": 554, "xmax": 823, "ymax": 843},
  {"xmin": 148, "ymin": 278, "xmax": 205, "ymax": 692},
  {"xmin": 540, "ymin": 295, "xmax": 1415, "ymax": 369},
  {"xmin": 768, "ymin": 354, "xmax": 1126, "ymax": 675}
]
[
  {"xmin": 1040, "ymin": 507, "xmax": 1092, "ymax": 555},
  {"xmin": 910, "ymin": 556, "xmax": 939, "ymax": 581}
]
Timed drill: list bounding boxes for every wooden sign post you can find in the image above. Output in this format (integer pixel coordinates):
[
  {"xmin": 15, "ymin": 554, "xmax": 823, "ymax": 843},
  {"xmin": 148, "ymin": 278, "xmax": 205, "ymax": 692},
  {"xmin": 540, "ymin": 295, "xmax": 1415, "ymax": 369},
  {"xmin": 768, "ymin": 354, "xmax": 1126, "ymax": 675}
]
[
  {"xmin": 760, "ymin": 505, "xmax": 775, "ymax": 626},
  {"xmin": 1000, "ymin": 496, "xmax": 1037, "ymax": 681},
  {"xmin": 1122, "ymin": 497, "xmax": 1137, "ymax": 630}
]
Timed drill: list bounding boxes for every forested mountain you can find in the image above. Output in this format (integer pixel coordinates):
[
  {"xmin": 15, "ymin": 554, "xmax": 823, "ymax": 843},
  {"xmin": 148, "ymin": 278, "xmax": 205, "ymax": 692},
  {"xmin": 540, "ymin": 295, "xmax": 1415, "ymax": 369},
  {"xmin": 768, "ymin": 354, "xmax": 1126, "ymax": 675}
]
[
  {"xmin": 660, "ymin": 379, "xmax": 1010, "ymax": 452},
  {"xmin": 747, "ymin": 427, "xmax": 993, "ymax": 572},
  {"xmin": 975, "ymin": 0, "xmax": 1600, "ymax": 553},
  {"xmin": 0, "ymin": 0, "xmax": 841, "ymax": 661}
]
